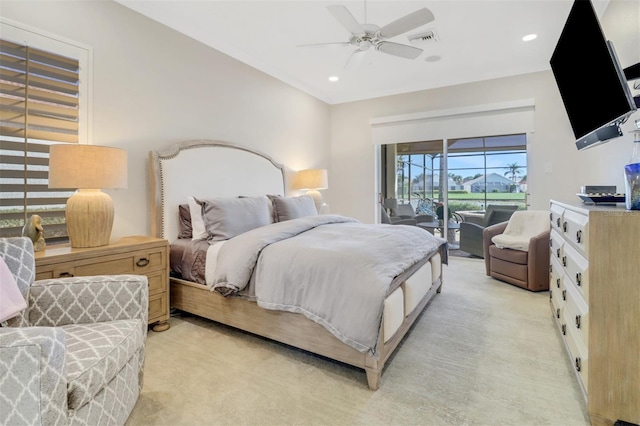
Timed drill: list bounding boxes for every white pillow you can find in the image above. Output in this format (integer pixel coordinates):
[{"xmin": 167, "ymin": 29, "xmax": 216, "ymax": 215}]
[{"xmin": 187, "ymin": 196, "xmax": 209, "ymax": 240}]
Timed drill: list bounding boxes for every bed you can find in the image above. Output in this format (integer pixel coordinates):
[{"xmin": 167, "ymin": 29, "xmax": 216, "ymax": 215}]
[{"xmin": 149, "ymin": 140, "xmax": 447, "ymax": 390}]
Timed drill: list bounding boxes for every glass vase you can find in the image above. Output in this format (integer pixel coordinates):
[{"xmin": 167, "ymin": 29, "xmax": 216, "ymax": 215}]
[{"xmin": 625, "ymin": 162, "xmax": 640, "ymax": 210}]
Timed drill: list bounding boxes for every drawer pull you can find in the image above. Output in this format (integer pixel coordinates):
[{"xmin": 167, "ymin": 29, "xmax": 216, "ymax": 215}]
[
  {"xmin": 549, "ymin": 264, "xmax": 553, "ymax": 274},
  {"xmin": 556, "ymin": 248, "xmax": 561, "ymax": 258},
  {"xmin": 556, "ymin": 278, "xmax": 560, "ymax": 288},
  {"xmin": 575, "ymin": 357, "xmax": 581, "ymax": 372},
  {"xmin": 556, "ymin": 308, "xmax": 560, "ymax": 319},
  {"xmin": 563, "ymin": 221, "xmax": 567, "ymax": 232},
  {"xmin": 549, "ymin": 239, "xmax": 553, "ymax": 248},
  {"xmin": 550, "ymin": 291, "xmax": 553, "ymax": 300},
  {"xmin": 136, "ymin": 258, "xmax": 150, "ymax": 267},
  {"xmin": 59, "ymin": 272, "xmax": 74, "ymax": 278},
  {"xmin": 575, "ymin": 315, "xmax": 581, "ymax": 329},
  {"xmin": 561, "ymin": 324, "xmax": 566, "ymax": 335},
  {"xmin": 576, "ymin": 272, "xmax": 582, "ymax": 287},
  {"xmin": 562, "ymin": 256, "xmax": 567, "ymax": 267},
  {"xmin": 576, "ymin": 229, "xmax": 582, "ymax": 243},
  {"xmin": 550, "ymin": 212, "xmax": 553, "ymax": 221},
  {"xmin": 562, "ymin": 290, "xmax": 566, "ymax": 301},
  {"xmin": 556, "ymin": 217, "xmax": 561, "ymax": 227}
]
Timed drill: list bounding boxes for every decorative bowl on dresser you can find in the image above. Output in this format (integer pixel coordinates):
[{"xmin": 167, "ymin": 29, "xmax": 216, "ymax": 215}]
[
  {"xmin": 34, "ymin": 235, "xmax": 170, "ymax": 331},
  {"xmin": 549, "ymin": 200, "xmax": 639, "ymax": 426}
]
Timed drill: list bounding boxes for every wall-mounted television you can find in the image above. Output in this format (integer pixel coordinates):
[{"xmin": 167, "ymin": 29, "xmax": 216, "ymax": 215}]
[{"xmin": 550, "ymin": 0, "xmax": 637, "ymax": 151}]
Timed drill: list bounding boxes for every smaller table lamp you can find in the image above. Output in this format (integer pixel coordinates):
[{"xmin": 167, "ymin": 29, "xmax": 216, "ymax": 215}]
[
  {"xmin": 48, "ymin": 144, "xmax": 127, "ymax": 248},
  {"xmin": 293, "ymin": 168, "xmax": 328, "ymax": 211}
]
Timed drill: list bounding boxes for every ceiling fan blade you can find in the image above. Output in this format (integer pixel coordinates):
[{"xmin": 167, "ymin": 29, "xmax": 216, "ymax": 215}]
[
  {"xmin": 376, "ymin": 42, "xmax": 423, "ymax": 60},
  {"xmin": 297, "ymin": 41, "xmax": 351, "ymax": 48},
  {"xmin": 378, "ymin": 8, "xmax": 435, "ymax": 39},
  {"xmin": 344, "ymin": 49, "xmax": 367, "ymax": 71},
  {"xmin": 327, "ymin": 5, "xmax": 365, "ymax": 36}
]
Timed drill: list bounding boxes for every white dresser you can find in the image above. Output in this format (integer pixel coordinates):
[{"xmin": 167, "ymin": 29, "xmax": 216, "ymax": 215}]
[{"xmin": 549, "ymin": 200, "xmax": 639, "ymax": 426}]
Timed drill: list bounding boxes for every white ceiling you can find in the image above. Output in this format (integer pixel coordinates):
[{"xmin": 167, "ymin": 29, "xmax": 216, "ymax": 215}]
[{"xmin": 115, "ymin": 0, "xmax": 611, "ymax": 105}]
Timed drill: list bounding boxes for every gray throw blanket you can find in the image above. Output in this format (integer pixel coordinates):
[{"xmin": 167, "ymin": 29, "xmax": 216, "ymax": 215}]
[{"xmin": 211, "ymin": 215, "xmax": 446, "ymax": 354}]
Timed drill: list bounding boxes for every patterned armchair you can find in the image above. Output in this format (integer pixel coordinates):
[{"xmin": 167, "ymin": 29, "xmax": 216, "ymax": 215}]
[{"xmin": 0, "ymin": 237, "xmax": 148, "ymax": 425}]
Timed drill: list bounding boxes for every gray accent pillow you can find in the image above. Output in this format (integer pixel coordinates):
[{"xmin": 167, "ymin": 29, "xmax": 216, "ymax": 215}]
[
  {"xmin": 269, "ymin": 195, "xmax": 318, "ymax": 222},
  {"xmin": 197, "ymin": 196, "xmax": 272, "ymax": 241}
]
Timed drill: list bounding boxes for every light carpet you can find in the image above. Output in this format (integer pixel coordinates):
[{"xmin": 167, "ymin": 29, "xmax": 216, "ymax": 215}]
[{"xmin": 126, "ymin": 256, "xmax": 589, "ymax": 426}]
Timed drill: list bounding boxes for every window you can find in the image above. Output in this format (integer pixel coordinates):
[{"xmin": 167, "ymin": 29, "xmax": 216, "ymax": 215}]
[
  {"xmin": 396, "ymin": 134, "xmax": 527, "ymax": 212},
  {"xmin": 0, "ymin": 21, "xmax": 91, "ymax": 242}
]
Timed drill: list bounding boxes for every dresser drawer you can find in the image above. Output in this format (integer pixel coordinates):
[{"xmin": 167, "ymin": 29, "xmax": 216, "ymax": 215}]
[
  {"xmin": 550, "ymin": 229, "xmax": 564, "ymax": 263},
  {"xmin": 563, "ymin": 311, "xmax": 589, "ymax": 392},
  {"xmin": 562, "ymin": 242, "xmax": 589, "ymax": 302},
  {"xmin": 563, "ymin": 279, "xmax": 589, "ymax": 346},
  {"xmin": 550, "ymin": 204, "xmax": 565, "ymax": 234},
  {"xmin": 561, "ymin": 209, "xmax": 589, "ymax": 257}
]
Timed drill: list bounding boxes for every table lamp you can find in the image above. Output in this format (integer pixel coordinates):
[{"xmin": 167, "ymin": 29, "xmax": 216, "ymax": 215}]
[
  {"xmin": 48, "ymin": 144, "xmax": 127, "ymax": 248},
  {"xmin": 293, "ymin": 168, "xmax": 328, "ymax": 211}
]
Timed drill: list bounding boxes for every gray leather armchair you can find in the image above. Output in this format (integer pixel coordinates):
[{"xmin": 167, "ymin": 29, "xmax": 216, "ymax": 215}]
[{"xmin": 458, "ymin": 205, "xmax": 518, "ymax": 257}]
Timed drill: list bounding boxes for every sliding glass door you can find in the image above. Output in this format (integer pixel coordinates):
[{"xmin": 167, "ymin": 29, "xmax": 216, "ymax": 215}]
[{"xmin": 383, "ymin": 134, "xmax": 527, "ymax": 246}]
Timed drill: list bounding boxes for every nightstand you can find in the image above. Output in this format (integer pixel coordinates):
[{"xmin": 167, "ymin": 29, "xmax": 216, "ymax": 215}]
[{"xmin": 34, "ymin": 235, "xmax": 170, "ymax": 332}]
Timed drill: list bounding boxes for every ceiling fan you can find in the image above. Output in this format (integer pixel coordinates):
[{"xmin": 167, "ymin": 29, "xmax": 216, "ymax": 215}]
[{"xmin": 300, "ymin": 3, "xmax": 435, "ymax": 70}]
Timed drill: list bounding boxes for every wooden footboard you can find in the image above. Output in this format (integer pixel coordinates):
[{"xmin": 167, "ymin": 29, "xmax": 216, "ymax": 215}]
[{"xmin": 170, "ymin": 254, "xmax": 443, "ymax": 390}]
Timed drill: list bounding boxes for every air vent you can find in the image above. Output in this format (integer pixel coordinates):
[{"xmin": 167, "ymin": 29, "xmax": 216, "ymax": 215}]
[{"xmin": 408, "ymin": 29, "xmax": 439, "ymax": 45}]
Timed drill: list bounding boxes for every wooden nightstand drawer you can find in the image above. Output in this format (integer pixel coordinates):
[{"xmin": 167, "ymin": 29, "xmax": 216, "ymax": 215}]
[
  {"xmin": 147, "ymin": 270, "xmax": 165, "ymax": 296},
  {"xmin": 149, "ymin": 291, "xmax": 168, "ymax": 324},
  {"xmin": 35, "ymin": 236, "xmax": 170, "ymax": 331}
]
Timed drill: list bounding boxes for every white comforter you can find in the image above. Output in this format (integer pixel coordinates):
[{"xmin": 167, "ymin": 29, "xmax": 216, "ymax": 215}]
[{"xmin": 211, "ymin": 215, "xmax": 445, "ymax": 354}]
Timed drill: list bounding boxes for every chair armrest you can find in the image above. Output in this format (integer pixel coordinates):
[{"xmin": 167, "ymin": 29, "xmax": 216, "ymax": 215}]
[
  {"xmin": 414, "ymin": 214, "xmax": 434, "ymax": 223},
  {"xmin": 390, "ymin": 218, "xmax": 418, "ymax": 226},
  {"xmin": 527, "ymin": 230, "xmax": 551, "ymax": 291},
  {"xmin": 483, "ymin": 221, "xmax": 509, "ymax": 242},
  {"xmin": 0, "ymin": 327, "xmax": 67, "ymax": 426},
  {"xmin": 482, "ymin": 221, "xmax": 509, "ymax": 275},
  {"xmin": 29, "ymin": 275, "xmax": 148, "ymax": 328}
]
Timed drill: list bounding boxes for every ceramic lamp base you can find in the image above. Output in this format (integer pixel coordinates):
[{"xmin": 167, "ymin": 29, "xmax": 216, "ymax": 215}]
[
  {"xmin": 66, "ymin": 189, "xmax": 114, "ymax": 247},
  {"xmin": 306, "ymin": 189, "xmax": 323, "ymax": 212}
]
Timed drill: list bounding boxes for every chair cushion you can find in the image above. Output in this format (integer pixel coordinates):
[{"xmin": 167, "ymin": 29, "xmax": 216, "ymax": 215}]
[
  {"xmin": 62, "ymin": 319, "xmax": 143, "ymax": 410},
  {"xmin": 489, "ymin": 245, "xmax": 528, "ymax": 265}
]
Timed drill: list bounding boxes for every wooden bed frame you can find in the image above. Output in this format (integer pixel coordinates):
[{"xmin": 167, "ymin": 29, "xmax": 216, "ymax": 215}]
[{"xmin": 149, "ymin": 140, "xmax": 444, "ymax": 390}]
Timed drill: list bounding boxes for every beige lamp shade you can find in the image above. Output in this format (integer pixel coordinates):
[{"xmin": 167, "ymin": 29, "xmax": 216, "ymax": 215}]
[
  {"xmin": 48, "ymin": 144, "xmax": 128, "ymax": 248},
  {"xmin": 48, "ymin": 144, "xmax": 127, "ymax": 189},
  {"xmin": 292, "ymin": 169, "xmax": 328, "ymax": 190},
  {"xmin": 293, "ymin": 169, "xmax": 328, "ymax": 212}
]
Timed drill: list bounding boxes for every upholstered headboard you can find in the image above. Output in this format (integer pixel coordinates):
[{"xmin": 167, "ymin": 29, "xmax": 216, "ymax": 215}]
[{"xmin": 149, "ymin": 140, "xmax": 285, "ymax": 242}]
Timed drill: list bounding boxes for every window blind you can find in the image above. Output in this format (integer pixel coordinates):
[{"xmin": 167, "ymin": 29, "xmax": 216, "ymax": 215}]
[{"xmin": 0, "ymin": 38, "xmax": 79, "ymax": 240}]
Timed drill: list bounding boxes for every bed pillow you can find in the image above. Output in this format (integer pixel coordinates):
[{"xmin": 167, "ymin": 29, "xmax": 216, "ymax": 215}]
[
  {"xmin": 198, "ymin": 195, "xmax": 272, "ymax": 241},
  {"xmin": 188, "ymin": 196, "xmax": 209, "ymax": 240},
  {"xmin": 269, "ymin": 195, "xmax": 318, "ymax": 222},
  {"xmin": 178, "ymin": 204, "xmax": 192, "ymax": 239}
]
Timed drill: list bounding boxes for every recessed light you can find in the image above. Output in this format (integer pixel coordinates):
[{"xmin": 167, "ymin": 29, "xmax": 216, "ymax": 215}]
[
  {"xmin": 522, "ymin": 34, "xmax": 537, "ymax": 42},
  {"xmin": 328, "ymin": 76, "xmax": 339, "ymax": 82}
]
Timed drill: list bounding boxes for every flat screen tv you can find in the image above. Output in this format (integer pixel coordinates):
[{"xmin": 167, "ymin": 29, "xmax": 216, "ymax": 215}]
[{"xmin": 550, "ymin": 0, "xmax": 637, "ymax": 150}]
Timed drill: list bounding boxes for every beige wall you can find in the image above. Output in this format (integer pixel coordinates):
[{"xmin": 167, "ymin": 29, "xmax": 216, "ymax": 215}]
[
  {"xmin": 2, "ymin": 0, "xmax": 638, "ymax": 233},
  {"xmin": 329, "ymin": 0, "xmax": 640, "ymax": 223},
  {"xmin": 1, "ymin": 0, "xmax": 331, "ymax": 240}
]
